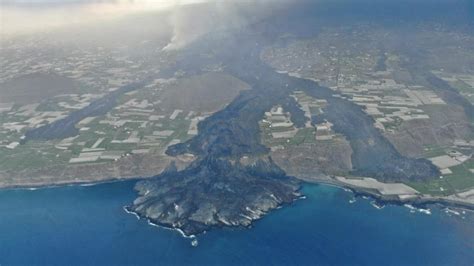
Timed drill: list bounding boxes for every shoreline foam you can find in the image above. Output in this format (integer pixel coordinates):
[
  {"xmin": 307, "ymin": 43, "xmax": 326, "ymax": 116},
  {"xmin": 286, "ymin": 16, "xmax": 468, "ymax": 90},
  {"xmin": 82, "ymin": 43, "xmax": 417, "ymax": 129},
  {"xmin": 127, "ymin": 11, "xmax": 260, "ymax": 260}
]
[{"xmin": 4, "ymin": 174, "xmax": 473, "ymax": 220}]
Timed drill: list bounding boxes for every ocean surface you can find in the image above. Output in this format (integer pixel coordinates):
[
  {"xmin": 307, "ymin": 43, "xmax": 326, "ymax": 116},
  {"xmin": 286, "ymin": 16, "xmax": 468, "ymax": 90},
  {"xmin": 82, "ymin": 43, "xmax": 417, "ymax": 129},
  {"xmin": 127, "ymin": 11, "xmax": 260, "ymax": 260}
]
[{"xmin": 0, "ymin": 181, "xmax": 473, "ymax": 266}]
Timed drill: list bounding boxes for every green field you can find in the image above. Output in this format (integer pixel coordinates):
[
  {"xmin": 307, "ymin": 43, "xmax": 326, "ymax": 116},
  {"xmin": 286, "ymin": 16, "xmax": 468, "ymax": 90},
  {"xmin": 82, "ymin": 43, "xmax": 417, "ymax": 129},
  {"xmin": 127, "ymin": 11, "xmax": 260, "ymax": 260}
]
[
  {"xmin": 406, "ymin": 158, "xmax": 474, "ymax": 196},
  {"xmin": 445, "ymin": 160, "xmax": 474, "ymax": 191},
  {"xmin": 448, "ymin": 80, "xmax": 474, "ymax": 104},
  {"xmin": 288, "ymin": 128, "xmax": 317, "ymax": 145},
  {"xmin": 0, "ymin": 142, "xmax": 70, "ymax": 171},
  {"xmin": 406, "ymin": 179, "xmax": 454, "ymax": 196},
  {"xmin": 420, "ymin": 144, "xmax": 448, "ymax": 158}
]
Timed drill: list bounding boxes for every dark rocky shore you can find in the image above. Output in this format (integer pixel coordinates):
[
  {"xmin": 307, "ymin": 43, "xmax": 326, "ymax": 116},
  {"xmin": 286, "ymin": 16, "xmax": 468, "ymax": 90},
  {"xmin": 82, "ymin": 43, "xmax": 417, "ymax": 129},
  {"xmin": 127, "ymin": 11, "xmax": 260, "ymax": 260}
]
[{"xmin": 128, "ymin": 157, "xmax": 300, "ymax": 236}]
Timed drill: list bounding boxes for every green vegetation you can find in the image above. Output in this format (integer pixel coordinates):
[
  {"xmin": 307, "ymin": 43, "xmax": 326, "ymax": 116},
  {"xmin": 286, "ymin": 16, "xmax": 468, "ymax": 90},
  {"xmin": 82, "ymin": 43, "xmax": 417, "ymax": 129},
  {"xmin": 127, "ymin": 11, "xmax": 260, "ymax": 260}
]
[
  {"xmin": 420, "ymin": 144, "xmax": 447, "ymax": 158},
  {"xmin": 69, "ymin": 145, "xmax": 83, "ymax": 155},
  {"xmin": 405, "ymin": 179, "xmax": 454, "ymax": 196},
  {"xmin": 36, "ymin": 101, "xmax": 65, "ymax": 112},
  {"xmin": 0, "ymin": 142, "xmax": 70, "ymax": 171},
  {"xmin": 382, "ymin": 117, "xmax": 403, "ymax": 131},
  {"xmin": 448, "ymin": 80, "xmax": 474, "ymax": 104},
  {"xmin": 450, "ymin": 80, "xmax": 473, "ymax": 93},
  {"xmin": 445, "ymin": 159, "xmax": 474, "ymax": 191},
  {"xmin": 406, "ymin": 158, "xmax": 474, "ymax": 196},
  {"xmin": 288, "ymin": 128, "xmax": 316, "ymax": 145}
]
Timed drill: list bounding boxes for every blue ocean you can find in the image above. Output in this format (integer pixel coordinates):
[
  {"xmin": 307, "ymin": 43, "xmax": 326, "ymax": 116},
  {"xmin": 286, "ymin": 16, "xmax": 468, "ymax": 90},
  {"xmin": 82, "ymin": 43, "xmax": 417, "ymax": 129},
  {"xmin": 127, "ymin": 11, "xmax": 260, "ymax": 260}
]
[{"xmin": 0, "ymin": 181, "xmax": 472, "ymax": 265}]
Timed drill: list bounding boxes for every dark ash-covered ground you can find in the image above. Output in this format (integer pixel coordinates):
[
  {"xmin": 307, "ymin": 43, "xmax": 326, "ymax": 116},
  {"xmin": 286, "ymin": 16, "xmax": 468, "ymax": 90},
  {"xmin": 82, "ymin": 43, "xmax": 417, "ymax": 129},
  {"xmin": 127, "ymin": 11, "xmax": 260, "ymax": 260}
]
[{"xmin": 127, "ymin": 6, "xmax": 446, "ymax": 234}]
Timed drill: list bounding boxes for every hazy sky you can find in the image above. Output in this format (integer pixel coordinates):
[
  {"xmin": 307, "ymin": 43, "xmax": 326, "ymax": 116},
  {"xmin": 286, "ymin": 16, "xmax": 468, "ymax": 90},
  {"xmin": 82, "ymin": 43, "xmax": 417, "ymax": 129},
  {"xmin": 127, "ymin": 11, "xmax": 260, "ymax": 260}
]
[
  {"xmin": 4, "ymin": 0, "xmax": 469, "ymax": 49},
  {"xmin": 0, "ymin": 0, "xmax": 206, "ymax": 37},
  {"xmin": 1, "ymin": 0, "xmax": 287, "ymax": 52}
]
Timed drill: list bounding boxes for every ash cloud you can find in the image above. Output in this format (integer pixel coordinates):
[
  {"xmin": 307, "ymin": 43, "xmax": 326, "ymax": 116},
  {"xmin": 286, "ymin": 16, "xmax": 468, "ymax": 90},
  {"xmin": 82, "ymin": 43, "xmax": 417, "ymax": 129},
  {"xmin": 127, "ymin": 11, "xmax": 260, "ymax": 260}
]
[{"xmin": 162, "ymin": 0, "xmax": 291, "ymax": 51}]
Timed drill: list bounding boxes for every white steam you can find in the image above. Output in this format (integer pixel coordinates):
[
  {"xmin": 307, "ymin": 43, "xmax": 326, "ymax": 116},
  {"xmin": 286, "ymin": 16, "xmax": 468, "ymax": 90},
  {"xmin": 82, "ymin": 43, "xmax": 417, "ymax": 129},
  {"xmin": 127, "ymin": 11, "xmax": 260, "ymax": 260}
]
[{"xmin": 162, "ymin": 0, "xmax": 289, "ymax": 51}]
